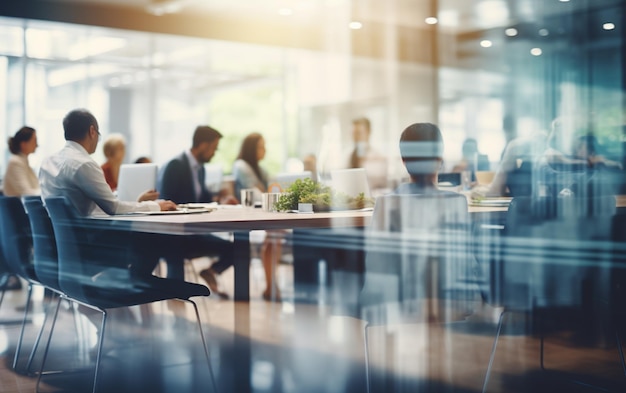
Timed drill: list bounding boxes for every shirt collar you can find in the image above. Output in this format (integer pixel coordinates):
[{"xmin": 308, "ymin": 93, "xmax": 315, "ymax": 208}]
[
  {"xmin": 185, "ymin": 149, "xmax": 201, "ymax": 169},
  {"xmin": 66, "ymin": 140, "xmax": 90, "ymax": 156}
]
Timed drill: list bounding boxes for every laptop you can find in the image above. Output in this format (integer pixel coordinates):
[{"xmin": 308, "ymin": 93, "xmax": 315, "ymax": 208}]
[
  {"xmin": 330, "ymin": 168, "xmax": 371, "ymax": 198},
  {"xmin": 116, "ymin": 163, "xmax": 158, "ymax": 202},
  {"xmin": 268, "ymin": 171, "xmax": 313, "ymax": 193},
  {"xmin": 204, "ymin": 163, "xmax": 223, "ymax": 193}
]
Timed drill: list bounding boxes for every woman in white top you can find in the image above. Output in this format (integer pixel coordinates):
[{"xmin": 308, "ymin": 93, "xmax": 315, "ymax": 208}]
[
  {"xmin": 232, "ymin": 133, "xmax": 281, "ymax": 301},
  {"xmin": 3, "ymin": 126, "xmax": 40, "ymax": 197}
]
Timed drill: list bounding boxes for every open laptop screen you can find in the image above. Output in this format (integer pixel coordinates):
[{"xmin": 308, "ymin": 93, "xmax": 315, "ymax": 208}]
[
  {"xmin": 116, "ymin": 163, "xmax": 158, "ymax": 202},
  {"xmin": 330, "ymin": 168, "xmax": 371, "ymax": 198}
]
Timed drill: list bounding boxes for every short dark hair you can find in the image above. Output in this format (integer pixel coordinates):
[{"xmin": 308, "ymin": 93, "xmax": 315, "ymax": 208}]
[
  {"xmin": 7, "ymin": 126, "xmax": 36, "ymax": 155},
  {"xmin": 192, "ymin": 125, "xmax": 222, "ymax": 148},
  {"xmin": 399, "ymin": 123, "xmax": 443, "ymax": 176},
  {"xmin": 63, "ymin": 109, "xmax": 98, "ymax": 142}
]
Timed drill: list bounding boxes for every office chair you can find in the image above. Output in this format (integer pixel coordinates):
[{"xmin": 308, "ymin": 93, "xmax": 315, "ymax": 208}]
[
  {"xmin": 480, "ymin": 195, "xmax": 617, "ymax": 393},
  {"xmin": 39, "ymin": 196, "xmax": 216, "ymax": 393},
  {"xmin": 359, "ymin": 192, "xmax": 476, "ymax": 392},
  {"xmin": 0, "ymin": 196, "xmax": 51, "ymax": 372}
]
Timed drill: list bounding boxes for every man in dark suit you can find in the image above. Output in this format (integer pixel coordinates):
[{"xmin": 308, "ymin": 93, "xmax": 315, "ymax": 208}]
[{"xmin": 159, "ymin": 125, "xmax": 236, "ymax": 298}]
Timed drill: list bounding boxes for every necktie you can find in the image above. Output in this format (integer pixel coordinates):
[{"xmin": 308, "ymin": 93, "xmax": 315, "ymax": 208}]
[{"xmin": 196, "ymin": 165, "xmax": 204, "ymax": 201}]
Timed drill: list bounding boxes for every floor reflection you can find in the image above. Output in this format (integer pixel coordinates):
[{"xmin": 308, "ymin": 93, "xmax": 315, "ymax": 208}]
[{"xmin": 0, "ymin": 260, "xmax": 625, "ymax": 393}]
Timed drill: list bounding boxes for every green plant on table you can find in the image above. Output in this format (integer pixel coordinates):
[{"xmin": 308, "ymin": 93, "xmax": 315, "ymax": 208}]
[{"xmin": 274, "ymin": 178, "xmax": 374, "ymax": 212}]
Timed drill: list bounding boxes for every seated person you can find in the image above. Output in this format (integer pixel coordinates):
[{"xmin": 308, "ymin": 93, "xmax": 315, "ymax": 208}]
[
  {"xmin": 361, "ymin": 123, "xmax": 475, "ymax": 323},
  {"xmin": 4, "ymin": 126, "xmax": 40, "ymax": 197},
  {"xmin": 476, "ymin": 130, "xmax": 548, "ymax": 197},
  {"xmin": 158, "ymin": 125, "xmax": 237, "ymax": 298},
  {"xmin": 451, "ymin": 137, "xmax": 490, "ymax": 176},
  {"xmin": 232, "ymin": 132, "xmax": 282, "ymax": 301},
  {"xmin": 100, "ymin": 134, "xmax": 125, "ymax": 191}
]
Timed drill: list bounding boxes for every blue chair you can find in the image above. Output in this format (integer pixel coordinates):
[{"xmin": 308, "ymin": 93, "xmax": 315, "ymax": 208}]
[
  {"xmin": 0, "ymin": 196, "xmax": 48, "ymax": 372},
  {"xmin": 39, "ymin": 196, "xmax": 216, "ymax": 393}
]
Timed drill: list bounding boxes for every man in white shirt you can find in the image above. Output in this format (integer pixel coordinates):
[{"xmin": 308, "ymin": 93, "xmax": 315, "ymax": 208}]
[
  {"xmin": 39, "ymin": 109, "xmax": 232, "ymax": 288},
  {"xmin": 40, "ymin": 109, "xmax": 173, "ymax": 215}
]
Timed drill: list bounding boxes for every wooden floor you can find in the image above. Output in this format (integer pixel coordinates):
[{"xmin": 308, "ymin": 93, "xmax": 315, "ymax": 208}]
[{"xmin": 1, "ymin": 258, "xmax": 625, "ymax": 393}]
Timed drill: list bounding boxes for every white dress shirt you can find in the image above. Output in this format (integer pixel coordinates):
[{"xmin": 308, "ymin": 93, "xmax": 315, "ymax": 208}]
[
  {"xmin": 3, "ymin": 153, "xmax": 40, "ymax": 197},
  {"xmin": 39, "ymin": 141, "xmax": 159, "ymax": 216},
  {"xmin": 185, "ymin": 149, "xmax": 203, "ymax": 202}
]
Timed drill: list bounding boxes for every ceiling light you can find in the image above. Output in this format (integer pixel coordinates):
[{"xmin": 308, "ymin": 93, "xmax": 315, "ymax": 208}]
[
  {"xmin": 538, "ymin": 28, "xmax": 549, "ymax": 36},
  {"xmin": 530, "ymin": 47, "xmax": 542, "ymax": 56},
  {"xmin": 278, "ymin": 8, "xmax": 293, "ymax": 16},
  {"xmin": 505, "ymin": 28, "xmax": 518, "ymax": 37},
  {"xmin": 603, "ymin": 22, "xmax": 616, "ymax": 30},
  {"xmin": 349, "ymin": 21, "xmax": 363, "ymax": 30},
  {"xmin": 146, "ymin": 0, "xmax": 184, "ymax": 16},
  {"xmin": 559, "ymin": 0, "xmax": 570, "ymax": 2},
  {"xmin": 425, "ymin": 17, "xmax": 438, "ymax": 25},
  {"xmin": 480, "ymin": 40, "xmax": 493, "ymax": 48}
]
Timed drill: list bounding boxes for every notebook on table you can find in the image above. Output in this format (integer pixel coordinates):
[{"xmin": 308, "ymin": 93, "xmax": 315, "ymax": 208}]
[{"xmin": 117, "ymin": 163, "xmax": 158, "ymax": 202}]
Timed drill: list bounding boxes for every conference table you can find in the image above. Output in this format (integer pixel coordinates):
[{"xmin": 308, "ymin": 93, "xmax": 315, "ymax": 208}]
[{"xmin": 97, "ymin": 195, "xmax": 626, "ymax": 302}]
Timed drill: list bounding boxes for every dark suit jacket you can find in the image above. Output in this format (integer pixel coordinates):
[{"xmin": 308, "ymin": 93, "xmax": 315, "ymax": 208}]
[{"xmin": 158, "ymin": 152, "xmax": 213, "ymax": 204}]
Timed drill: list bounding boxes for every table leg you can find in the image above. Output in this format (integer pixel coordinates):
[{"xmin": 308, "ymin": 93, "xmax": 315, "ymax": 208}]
[
  {"xmin": 233, "ymin": 231, "xmax": 251, "ymax": 393},
  {"xmin": 233, "ymin": 231, "xmax": 251, "ymax": 301}
]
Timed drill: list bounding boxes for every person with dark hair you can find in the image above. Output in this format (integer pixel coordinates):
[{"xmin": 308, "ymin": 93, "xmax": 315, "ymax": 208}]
[
  {"xmin": 101, "ymin": 134, "xmax": 126, "ymax": 191},
  {"xmin": 158, "ymin": 125, "xmax": 232, "ymax": 204},
  {"xmin": 397, "ymin": 122, "xmax": 447, "ymax": 191},
  {"xmin": 232, "ymin": 132, "xmax": 269, "ymax": 198},
  {"xmin": 232, "ymin": 132, "xmax": 282, "ymax": 301},
  {"xmin": 40, "ymin": 109, "xmax": 166, "ymax": 216},
  {"xmin": 134, "ymin": 156, "xmax": 152, "ymax": 164},
  {"xmin": 3, "ymin": 126, "xmax": 40, "ymax": 197},
  {"xmin": 158, "ymin": 125, "xmax": 237, "ymax": 298},
  {"xmin": 360, "ymin": 122, "xmax": 475, "ymax": 325}
]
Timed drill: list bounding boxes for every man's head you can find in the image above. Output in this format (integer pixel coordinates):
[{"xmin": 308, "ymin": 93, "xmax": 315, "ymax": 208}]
[
  {"xmin": 399, "ymin": 122, "xmax": 443, "ymax": 179},
  {"xmin": 63, "ymin": 109, "xmax": 100, "ymax": 154},
  {"xmin": 191, "ymin": 125, "xmax": 222, "ymax": 164}
]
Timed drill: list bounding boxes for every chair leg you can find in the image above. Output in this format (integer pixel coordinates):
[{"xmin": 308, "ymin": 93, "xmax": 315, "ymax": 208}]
[
  {"xmin": 24, "ymin": 291, "xmax": 60, "ymax": 374},
  {"xmin": 13, "ymin": 282, "xmax": 34, "ymax": 370},
  {"xmin": 36, "ymin": 295, "xmax": 63, "ymax": 393},
  {"xmin": 185, "ymin": 299, "xmax": 218, "ymax": 393},
  {"xmin": 482, "ymin": 310, "xmax": 506, "ymax": 393},
  {"xmin": 363, "ymin": 322, "xmax": 371, "ymax": 393},
  {"xmin": 91, "ymin": 309, "xmax": 107, "ymax": 393}
]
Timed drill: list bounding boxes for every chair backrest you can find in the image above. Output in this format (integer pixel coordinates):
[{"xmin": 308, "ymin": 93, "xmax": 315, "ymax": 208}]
[
  {"xmin": 0, "ymin": 196, "xmax": 37, "ymax": 282},
  {"xmin": 23, "ymin": 196, "xmax": 60, "ymax": 291},
  {"xmin": 45, "ymin": 196, "xmax": 140, "ymax": 304},
  {"xmin": 494, "ymin": 195, "xmax": 615, "ymax": 310},
  {"xmin": 361, "ymin": 191, "xmax": 473, "ymax": 323}
]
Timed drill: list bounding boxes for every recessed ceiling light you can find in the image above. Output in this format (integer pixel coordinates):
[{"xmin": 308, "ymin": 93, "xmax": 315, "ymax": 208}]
[
  {"xmin": 278, "ymin": 8, "xmax": 293, "ymax": 16},
  {"xmin": 425, "ymin": 17, "xmax": 438, "ymax": 25},
  {"xmin": 480, "ymin": 40, "xmax": 493, "ymax": 48},
  {"xmin": 538, "ymin": 28, "xmax": 549, "ymax": 36},
  {"xmin": 505, "ymin": 28, "xmax": 518, "ymax": 37},
  {"xmin": 559, "ymin": 0, "xmax": 570, "ymax": 2},
  {"xmin": 603, "ymin": 22, "xmax": 616, "ymax": 30},
  {"xmin": 530, "ymin": 47, "xmax": 543, "ymax": 56},
  {"xmin": 349, "ymin": 21, "xmax": 363, "ymax": 30}
]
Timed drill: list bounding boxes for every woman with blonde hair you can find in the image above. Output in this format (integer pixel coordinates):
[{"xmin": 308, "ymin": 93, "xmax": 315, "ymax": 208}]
[
  {"xmin": 101, "ymin": 134, "xmax": 126, "ymax": 191},
  {"xmin": 3, "ymin": 126, "xmax": 40, "ymax": 197}
]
